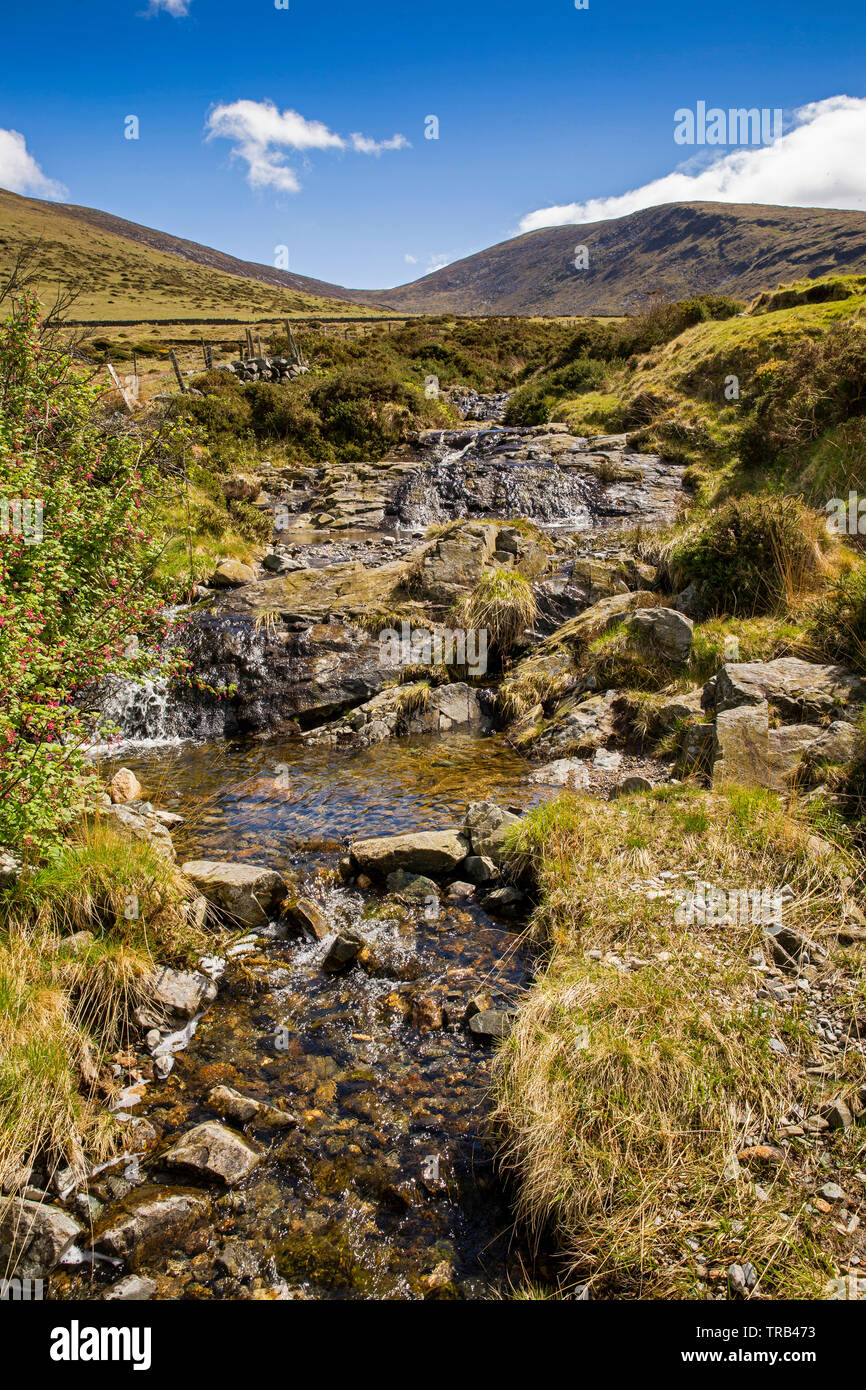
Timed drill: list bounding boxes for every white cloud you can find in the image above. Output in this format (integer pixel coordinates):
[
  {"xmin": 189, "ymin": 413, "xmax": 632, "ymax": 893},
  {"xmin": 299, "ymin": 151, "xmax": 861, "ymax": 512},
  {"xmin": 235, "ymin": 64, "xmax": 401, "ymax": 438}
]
[
  {"xmin": 0, "ymin": 129, "xmax": 67, "ymax": 199},
  {"xmin": 423, "ymin": 254, "xmax": 453, "ymax": 275},
  {"xmin": 205, "ymin": 99, "xmax": 409, "ymax": 192},
  {"xmin": 146, "ymin": 0, "xmax": 191, "ymax": 15},
  {"xmin": 519, "ymin": 95, "xmax": 866, "ymax": 232},
  {"xmin": 404, "ymin": 253, "xmax": 418, "ymax": 263}
]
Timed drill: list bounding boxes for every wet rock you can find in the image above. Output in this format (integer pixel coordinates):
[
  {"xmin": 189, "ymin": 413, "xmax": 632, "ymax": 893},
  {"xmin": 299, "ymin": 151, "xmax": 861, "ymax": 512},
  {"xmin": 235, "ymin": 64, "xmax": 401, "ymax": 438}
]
[
  {"xmin": 529, "ymin": 759, "xmax": 589, "ymax": 789},
  {"xmin": 285, "ymin": 896, "xmax": 330, "ymax": 940},
  {"xmin": 109, "ymin": 767, "xmax": 142, "ymax": 804},
  {"xmin": 358, "ymin": 940, "xmax": 423, "ymax": 981},
  {"xmin": 464, "ymin": 802, "xmax": 521, "ymax": 865},
  {"xmin": 386, "ymin": 870, "xmax": 440, "ymax": 902},
  {"xmin": 481, "ymin": 886, "xmax": 528, "ymax": 920},
  {"xmin": 350, "ymin": 829, "xmax": 469, "ymax": 877},
  {"xmin": 207, "ymin": 1085, "xmax": 260, "ymax": 1124},
  {"xmin": 209, "ymin": 560, "xmax": 257, "ymax": 589},
  {"xmin": 182, "ymin": 860, "xmax": 288, "ymax": 928},
  {"xmin": 162, "ymin": 1121, "xmax": 263, "ymax": 1187},
  {"xmin": 0, "ymin": 1199, "xmax": 83, "ymax": 1277},
  {"xmin": 102, "ymin": 1274, "xmax": 157, "ymax": 1300},
  {"xmin": 463, "ymin": 991, "xmax": 494, "ymax": 1021},
  {"xmin": 468, "ymin": 1009, "xmax": 515, "ymax": 1041},
  {"xmin": 216, "ymin": 1238, "xmax": 260, "ymax": 1280},
  {"xmin": 412, "ymin": 995, "xmax": 445, "ymax": 1032},
  {"xmin": 95, "ymin": 1190, "xmax": 208, "ymax": 1258},
  {"xmin": 462, "ymin": 854, "xmax": 498, "ymax": 884},
  {"xmin": 322, "ymin": 931, "xmax": 364, "ymax": 973},
  {"xmin": 447, "ymin": 880, "xmax": 475, "ymax": 900},
  {"xmin": 626, "ymin": 607, "xmax": 694, "ymax": 665}
]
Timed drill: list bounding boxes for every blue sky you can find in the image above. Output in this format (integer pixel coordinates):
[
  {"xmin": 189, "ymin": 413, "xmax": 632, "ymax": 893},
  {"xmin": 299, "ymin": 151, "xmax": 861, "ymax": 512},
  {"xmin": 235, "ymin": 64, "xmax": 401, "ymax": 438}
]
[{"xmin": 2, "ymin": 0, "xmax": 865, "ymax": 288}]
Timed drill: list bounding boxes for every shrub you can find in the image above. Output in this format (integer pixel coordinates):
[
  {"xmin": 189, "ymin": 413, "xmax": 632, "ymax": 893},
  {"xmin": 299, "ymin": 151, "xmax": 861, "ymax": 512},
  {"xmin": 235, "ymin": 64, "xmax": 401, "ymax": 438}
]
[
  {"xmin": 669, "ymin": 496, "xmax": 828, "ymax": 615},
  {"xmin": 0, "ymin": 296, "xmax": 181, "ymax": 847},
  {"xmin": 808, "ymin": 565, "xmax": 866, "ymax": 674}
]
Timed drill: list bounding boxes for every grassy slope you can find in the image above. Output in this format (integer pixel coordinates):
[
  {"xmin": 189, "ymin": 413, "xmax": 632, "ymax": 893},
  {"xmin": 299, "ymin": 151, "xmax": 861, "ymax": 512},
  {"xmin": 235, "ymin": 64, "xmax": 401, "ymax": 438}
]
[{"xmin": 0, "ymin": 188, "xmax": 385, "ymax": 322}]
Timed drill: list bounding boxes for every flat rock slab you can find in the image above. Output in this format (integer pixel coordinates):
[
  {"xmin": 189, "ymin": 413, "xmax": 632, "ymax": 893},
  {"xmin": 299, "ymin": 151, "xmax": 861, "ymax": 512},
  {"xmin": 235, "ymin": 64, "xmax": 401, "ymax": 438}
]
[
  {"xmin": 350, "ymin": 829, "xmax": 469, "ymax": 877},
  {"xmin": 162, "ymin": 1121, "xmax": 262, "ymax": 1187},
  {"xmin": 529, "ymin": 759, "xmax": 590, "ymax": 789},
  {"xmin": 182, "ymin": 860, "xmax": 288, "ymax": 928},
  {"xmin": 714, "ymin": 658, "xmax": 866, "ymax": 721},
  {"xmin": 713, "ymin": 701, "xmax": 824, "ymax": 791}
]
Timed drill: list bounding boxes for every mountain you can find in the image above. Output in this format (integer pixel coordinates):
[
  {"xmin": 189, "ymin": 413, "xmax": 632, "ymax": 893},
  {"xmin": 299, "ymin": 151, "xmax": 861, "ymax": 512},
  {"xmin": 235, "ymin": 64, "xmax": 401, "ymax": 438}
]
[
  {"xmin": 4, "ymin": 190, "xmax": 866, "ymax": 321},
  {"xmin": 355, "ymin": 202, "xmax": 866, "ymax": 315},
  {"xmin": 0, "ymin": 188, "xmax": 386, "ymax": 321}
]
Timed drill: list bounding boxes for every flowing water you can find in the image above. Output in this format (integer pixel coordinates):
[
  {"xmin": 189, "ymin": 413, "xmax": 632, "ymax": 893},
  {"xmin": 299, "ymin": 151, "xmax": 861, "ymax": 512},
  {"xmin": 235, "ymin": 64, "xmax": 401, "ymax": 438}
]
[{"xmin": 62, "ymin": 734, "xmax": 552, "ymax": 1300}]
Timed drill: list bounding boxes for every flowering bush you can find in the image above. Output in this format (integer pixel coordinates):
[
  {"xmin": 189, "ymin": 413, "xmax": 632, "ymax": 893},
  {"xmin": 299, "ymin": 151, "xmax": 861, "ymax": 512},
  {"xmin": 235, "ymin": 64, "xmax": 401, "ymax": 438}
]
[{"xmin": 0, "ymin": 297, "xmax": 182, "ymax": 847}]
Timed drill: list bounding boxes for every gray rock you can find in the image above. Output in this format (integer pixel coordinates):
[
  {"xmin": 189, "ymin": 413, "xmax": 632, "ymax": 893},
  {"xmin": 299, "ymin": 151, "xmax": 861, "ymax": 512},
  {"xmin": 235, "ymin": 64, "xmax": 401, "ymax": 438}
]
[
  {"xmin": 817, "ymin": 1182, "xmax": 846, "ymax": 1203},
  {"xmin": 0, "ymin": 848, "xmax": 22, "ymax": 888},
  {"xmin": 350, "ymin": 829, "xmax": 469, "ymax": 877},
  {"xmin": 162, "ymin": 1122, "xmax": 262, "ymax": 1187},
  {"xmin": 207, "ymin": 1085, "xmax": 260, "ymax": 1124},
  {"xmin": 181, "ymin": 860, "xmax": 288, "ymax": 928},
  {"xmin": 713, "ymin": 702, "xmax": 825, "ymax": 791},
  {"xmin": 102, "ymin": 1274, "xmax": 157, "ymax": 1300},
  {"xmin": 464, "ymin": 802, "xmax": 521, "ymax": 865},
  {"xmin": 140, "ymin": 966, "xmax": 217, "ymax": 1028},
  {"xmin": 0, "ymin": 1199, "xmax": 83, "ymax": 1277},
  {"xmin": 103, "ymin": 803, "xmax": 176, "ymax": 862},
  {"xmin": 715, "ymin": 658, "xmax": 866, "ymax": 721},
  {"xmin": 626, "ymin": 607, "xmax": 694, "ymax": 665},
  {"xmin": 468, "ymin": 1009, "xmax": 515, "ymax": 1041},
  {"xmin": 529, "ymin": 759, "xmax": 590, "ymax": 789},
  {"xmin": 462, "ymin": 854, "xmax": 499, "ymax": 884},
  {"xmin": 447, "ymin": 880, "xmax": 476, "ymax": 900}
]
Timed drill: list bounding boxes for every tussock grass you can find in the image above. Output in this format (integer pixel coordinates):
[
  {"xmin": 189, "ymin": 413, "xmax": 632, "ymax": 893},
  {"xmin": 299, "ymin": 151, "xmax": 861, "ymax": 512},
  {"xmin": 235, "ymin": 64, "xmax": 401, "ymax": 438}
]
[
  {"xmin": 494, "ymin": 786, "xmax": 861, "ymax": 1298},
  {"xmin": 0, "ymin": 820, "xmax": 208, "ymax": 1201},
  {"xmin": 457, "ymin": 567, "xmax": 537, "ymax": 662}
]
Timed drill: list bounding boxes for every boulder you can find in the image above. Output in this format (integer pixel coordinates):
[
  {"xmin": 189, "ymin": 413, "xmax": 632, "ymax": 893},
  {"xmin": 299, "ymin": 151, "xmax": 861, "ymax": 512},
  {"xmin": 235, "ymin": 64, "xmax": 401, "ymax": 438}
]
[
  {"xmin": 350, "ymin": 829, "xmax": 469, "ymax": 877},
  {"xmin": 615, "ymin": 775, "xmax": 653, "ymax": 795},
  {"xmin": 0, "ymin": 849, "xmax": 22, "ymax": 889},
  {"xmin": 464, "ymin": 802, "xmax": 521, "ymax": 865},
  {"xmin": 713, "ymin": 702, "xmax": 824, "ymax": 791},
  {"xmin": 109, "ymin": 767, "xmax": 142, "ymax": 804},
  {"xmin": 162, "ymin": 1121, "xmax": 262, "ymax": 1187},
  {"xmin": 181, "ymin": 860, "xmax": 288, "ymax": 928},
  {"xmin": 626, "ymin": 607, "xmax": 694, "ymax": 666},
  {"xmin": 714, "ymin": 658, "xmax": 866, "ymax": 721},
  {"xmin": 208, "ymin": 560, "xmax": 257, "ymax": 589},
  {"xmin": 0, "ymin": 1199, "xmax": 83, "ymax": 1277}
]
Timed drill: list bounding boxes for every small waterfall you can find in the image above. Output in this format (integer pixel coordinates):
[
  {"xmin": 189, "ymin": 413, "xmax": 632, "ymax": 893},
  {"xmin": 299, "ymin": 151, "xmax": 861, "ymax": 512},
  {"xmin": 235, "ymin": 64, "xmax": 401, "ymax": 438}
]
[{"xmin": 91, "ymin": 674, "xmax": 178, "ymax": 747}]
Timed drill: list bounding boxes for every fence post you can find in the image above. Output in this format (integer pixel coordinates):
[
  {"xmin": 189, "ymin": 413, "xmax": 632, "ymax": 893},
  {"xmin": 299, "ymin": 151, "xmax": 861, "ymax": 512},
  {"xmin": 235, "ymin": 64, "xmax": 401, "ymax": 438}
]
[{"xmin": 169, "ymin": 348, "xmax": 186, "ymax": 393}]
